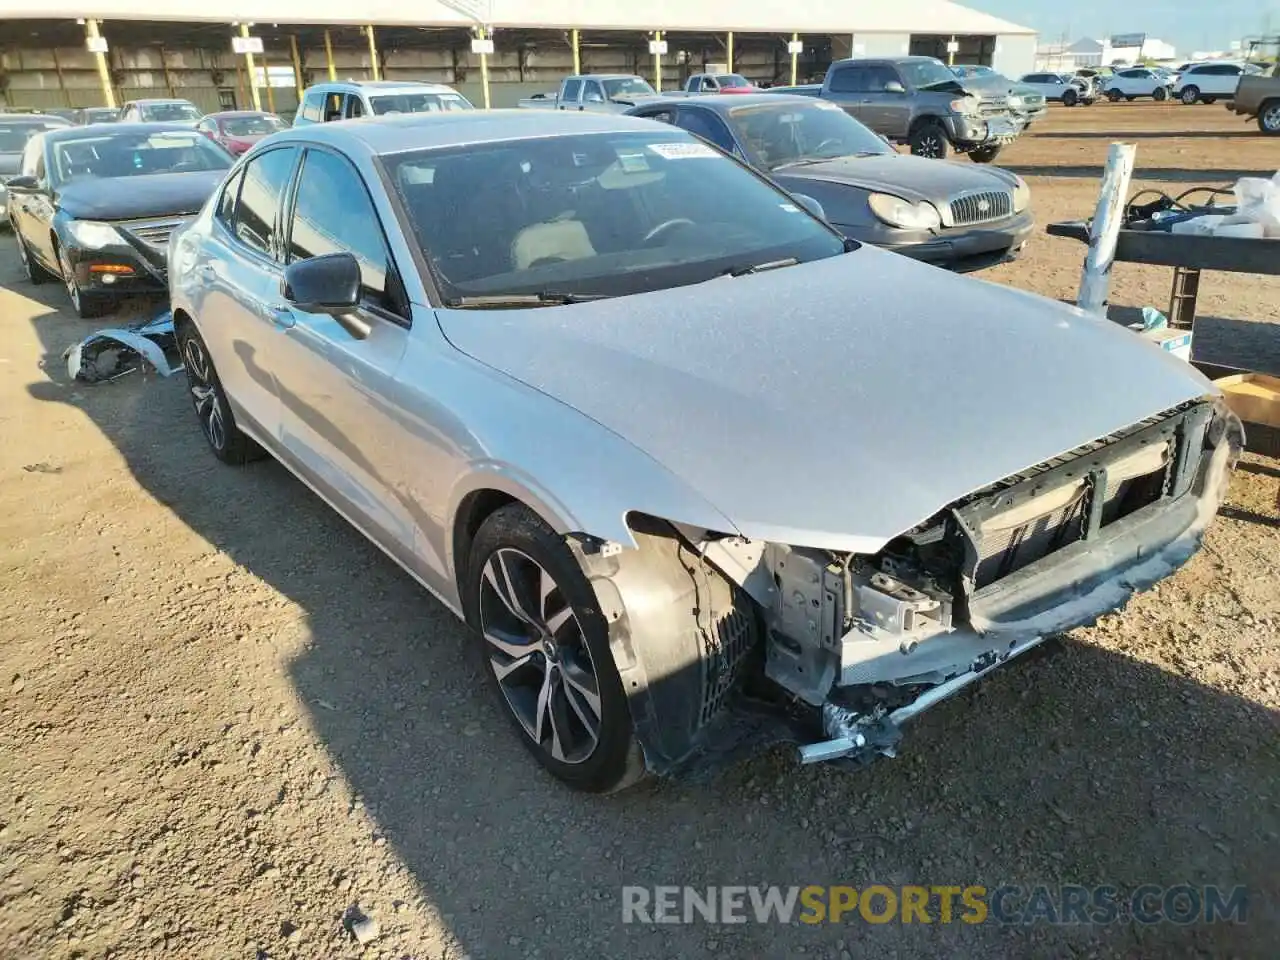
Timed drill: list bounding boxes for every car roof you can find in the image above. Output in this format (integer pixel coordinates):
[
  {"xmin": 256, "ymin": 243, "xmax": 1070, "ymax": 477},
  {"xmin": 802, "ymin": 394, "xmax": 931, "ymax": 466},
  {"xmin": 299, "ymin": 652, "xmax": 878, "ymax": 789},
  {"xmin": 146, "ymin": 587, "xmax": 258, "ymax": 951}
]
[
  {"xmin": 271, "ymin": 109, "xmax": 671, "ymax": 154},
  {"xmin": 630, "ymin": 93, "xmax": 822, "ymax": 114},
  {"xmin": 0, "ymin": 114, "xmax": 71, "ymax": 125},
  {"xmin": 307, "ymin": 80, "xmax": 457, "ymax": 92},
  {"xmin": 39, "ymin": 122, "xmax": 204, "ymax": 143}
]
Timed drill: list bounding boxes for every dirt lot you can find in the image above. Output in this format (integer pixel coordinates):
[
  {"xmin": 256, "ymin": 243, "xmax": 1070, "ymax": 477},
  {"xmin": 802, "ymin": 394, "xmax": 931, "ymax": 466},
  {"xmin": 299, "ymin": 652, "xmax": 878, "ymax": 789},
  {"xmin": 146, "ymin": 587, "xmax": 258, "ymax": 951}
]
[{"xmin": 1, "ymin": 102, "xmax": 1278, "ymax": 960}]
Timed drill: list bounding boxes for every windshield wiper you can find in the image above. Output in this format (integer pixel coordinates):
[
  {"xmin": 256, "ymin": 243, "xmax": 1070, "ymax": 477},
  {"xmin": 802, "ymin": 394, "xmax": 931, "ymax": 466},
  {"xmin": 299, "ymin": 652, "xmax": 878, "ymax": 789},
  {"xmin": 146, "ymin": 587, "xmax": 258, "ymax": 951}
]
[
  {"xmin": 442, "ymin": 292, "xmax": 610, "ymax": 309},
  {"xmin": 720, "ymin": 257, "xmax": 801, "ymax": 278}
]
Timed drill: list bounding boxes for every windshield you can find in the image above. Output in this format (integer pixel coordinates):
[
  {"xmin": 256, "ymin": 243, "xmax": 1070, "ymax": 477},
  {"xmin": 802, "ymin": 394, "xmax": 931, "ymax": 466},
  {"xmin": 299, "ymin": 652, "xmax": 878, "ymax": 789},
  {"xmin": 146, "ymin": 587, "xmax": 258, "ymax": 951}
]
[
  {"xmin": 602, "ymin": 77, "xmax": 656, "ymax": 98},
  {"xmin": 729, "ymin": 101, "xmax": 891, "ymax": 168},
  {"xmin": 716, "ymin": 74, "xmax": 752, "ymax": 88},
  {"xmin": 221, "ymin": 114, "xmax": 286, "ymax": 136},
  {"xmin": 51, "ymin": 131, "xmax": 232, "ymax": 184},
  {"xmin": 141, "ymin": 102, "xmax": 201, "ymax": 122},
  {"xmin": 386, "ymin": 131, "xmax": 847, "ymax": 301},
  {"xmin": 902, "ymin": 58, "xmax": 965, "ymax": 90},
  {"xmin": 0, "ymin": 123, "xmax": 63, "ymax": 153},
  {"xmin": 370, "ymin": 92, "xmax": 473, "ymax": 115}
]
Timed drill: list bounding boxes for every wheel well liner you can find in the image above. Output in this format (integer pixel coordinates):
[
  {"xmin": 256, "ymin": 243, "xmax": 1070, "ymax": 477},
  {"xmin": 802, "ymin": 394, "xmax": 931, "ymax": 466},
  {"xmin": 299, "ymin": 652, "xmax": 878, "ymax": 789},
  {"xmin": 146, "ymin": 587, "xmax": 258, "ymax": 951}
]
[{"xmin": 452, "ymin": 488, "xmax": 517, "ymax": 611}]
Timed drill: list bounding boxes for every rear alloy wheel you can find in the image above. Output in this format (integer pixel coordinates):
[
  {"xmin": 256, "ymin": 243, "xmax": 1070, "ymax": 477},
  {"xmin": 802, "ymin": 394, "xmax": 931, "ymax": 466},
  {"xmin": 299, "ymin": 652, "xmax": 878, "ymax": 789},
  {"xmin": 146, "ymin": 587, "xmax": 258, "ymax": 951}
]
[
  {"xmin": 467, "ymin": 504, "xmax": 645, "ymax": 793},
  {"xmin": 1106, "ymin": 89, "xmax": 1122, "ymax": 103},
  {"xmin": 1259, "ymin": 101, "xmax": 1280, "ymax": 135},
  {"xmin": 58, "ymin": 245, "xmax": 105, "ymax": 319},
  {"xmin": 16, "ymin": 233, "xmax": 54, "ymax": 284},
  {"xmin": 176, "ymin": 321, "xmax": 262, "ymax": 465},
  {"xmin": 1153, "ymin": 86, "xmax": 1169, "ymax": 102},
  {"xmin": 908, "ymin": 122, "xmax": 950, "ymax": 159},
  {"xmin": 1181, "ymin": 86, "xmax": 1200, "ymax": 105}
]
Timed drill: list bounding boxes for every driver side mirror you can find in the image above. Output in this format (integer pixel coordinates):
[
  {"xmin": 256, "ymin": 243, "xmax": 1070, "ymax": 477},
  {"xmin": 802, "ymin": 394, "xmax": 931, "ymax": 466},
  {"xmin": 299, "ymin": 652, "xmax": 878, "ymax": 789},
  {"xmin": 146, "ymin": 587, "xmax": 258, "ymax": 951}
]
[
  {"xmin": 283, "ymin": 252, "xmax": 369, "ymax": 337},
  {"xmin": 884, "ymin": 81, "xmax": 906, "ymax": 94},
  {"xmin": 3, "ymin": 175, "xmax": 39, "ymax": 192},
  {"xmin": 791, "ymin": 193, "xmax": 828, "ymax": 222}
]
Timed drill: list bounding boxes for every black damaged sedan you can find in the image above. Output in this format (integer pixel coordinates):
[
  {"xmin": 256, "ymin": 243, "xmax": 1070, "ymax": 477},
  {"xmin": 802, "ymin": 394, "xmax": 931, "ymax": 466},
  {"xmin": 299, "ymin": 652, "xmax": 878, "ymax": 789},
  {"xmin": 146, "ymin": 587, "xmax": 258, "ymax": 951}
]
[
  {"xmin": 626, "ymin": 94, "xmax": 1032, "ymax": 273},
  {"xmin": 7, "ymin": 122, "xmax": 232, "ymax": 317}
]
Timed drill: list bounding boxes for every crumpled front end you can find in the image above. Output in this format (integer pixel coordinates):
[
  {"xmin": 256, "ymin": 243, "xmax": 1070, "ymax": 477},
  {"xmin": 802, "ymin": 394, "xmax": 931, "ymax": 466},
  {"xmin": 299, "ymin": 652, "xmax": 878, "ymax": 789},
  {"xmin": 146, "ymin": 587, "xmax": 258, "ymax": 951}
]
[{"xmin": 655, "ymin": 397, "xmax": 1241, "ymax": 772}]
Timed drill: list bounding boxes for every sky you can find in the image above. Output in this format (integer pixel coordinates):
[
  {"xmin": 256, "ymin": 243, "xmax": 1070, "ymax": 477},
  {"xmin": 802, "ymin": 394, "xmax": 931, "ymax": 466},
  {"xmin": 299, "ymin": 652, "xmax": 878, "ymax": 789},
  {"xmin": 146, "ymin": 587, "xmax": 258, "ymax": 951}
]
[{"xmin": 972, "ymin": 0, "xmax": 1280, "ymax": 56}]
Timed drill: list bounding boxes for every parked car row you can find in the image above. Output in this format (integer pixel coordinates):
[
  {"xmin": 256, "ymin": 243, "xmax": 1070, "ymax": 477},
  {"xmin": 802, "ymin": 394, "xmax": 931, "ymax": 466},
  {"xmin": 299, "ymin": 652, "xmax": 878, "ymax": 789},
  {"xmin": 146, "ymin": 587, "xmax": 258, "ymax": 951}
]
[{"xmin": 3, "ymin": 82, "xmax": 1243, "ymax": 795}]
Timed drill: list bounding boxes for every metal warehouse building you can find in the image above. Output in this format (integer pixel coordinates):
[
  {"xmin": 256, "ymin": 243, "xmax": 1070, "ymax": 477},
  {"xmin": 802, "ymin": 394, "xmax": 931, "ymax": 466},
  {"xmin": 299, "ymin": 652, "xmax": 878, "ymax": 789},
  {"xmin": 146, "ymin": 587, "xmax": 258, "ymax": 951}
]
[{"xmin": 0, "ymin": 0, "xmax": 1036, "ymax": 114}]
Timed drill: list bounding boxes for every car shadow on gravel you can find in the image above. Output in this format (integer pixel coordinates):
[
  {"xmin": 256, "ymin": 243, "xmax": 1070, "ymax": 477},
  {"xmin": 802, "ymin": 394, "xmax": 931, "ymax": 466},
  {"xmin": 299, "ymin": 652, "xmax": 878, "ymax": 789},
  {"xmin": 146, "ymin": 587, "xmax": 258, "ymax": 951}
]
[{"xmin": 20, "ymin": 288, "xmax": 1280, "ymax": 959}]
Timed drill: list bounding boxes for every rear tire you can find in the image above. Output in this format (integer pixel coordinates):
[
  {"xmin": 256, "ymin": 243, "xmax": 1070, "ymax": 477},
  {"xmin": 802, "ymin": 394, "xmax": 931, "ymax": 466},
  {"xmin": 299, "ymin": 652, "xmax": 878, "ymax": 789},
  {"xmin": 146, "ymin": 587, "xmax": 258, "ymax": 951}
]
[
  {"xmin": 968, "ymin": 144, "xmax": 1002, "ymax": 164},
  {"xmin": 1153, "ymin": 86, "xmax": 1169, "ymax": 102},
  {"xmin": 1203, "ymin": 97, "xmax": 1217, "ymax": 105},
  {"xmin": 464, "ymin": 503, "xmax": 646, "ymax": 794},
  {"xmin": 1259, "ymin": 100, "xmax": 1280, "ymax": 135},
  {"xmin": 908, "ymin": 122, "xmax": 950, "ymax": 159},
  {"xmin": 1181, "ymin": 86, "xmax": 1200, "ymax": 105},
  {"xmin": 1106, "ymin": 89, "xmax": 1122, "ymax": 103},
  {"xmin": 1062, "ymin": 88, "xmax": 1078, "ymax": 107},
  {"xmin": 175, "ymin": 319, "xmax": 263, "ymax": 465}
]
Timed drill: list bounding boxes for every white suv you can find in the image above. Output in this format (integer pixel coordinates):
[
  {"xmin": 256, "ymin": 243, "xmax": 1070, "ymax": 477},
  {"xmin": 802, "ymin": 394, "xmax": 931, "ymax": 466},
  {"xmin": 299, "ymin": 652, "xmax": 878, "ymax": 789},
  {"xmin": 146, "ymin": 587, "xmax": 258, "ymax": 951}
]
[
  {"xmin": 1102, "ymin": 68, "xmax": 1173, "ymax": 102},
  {"xmin": 293, "ymin": 80, "xmax": 473, "ymax": 125},
  {"xmin": 1173, "ymin": 62, "xmax": 1259, "ymax": 105}
]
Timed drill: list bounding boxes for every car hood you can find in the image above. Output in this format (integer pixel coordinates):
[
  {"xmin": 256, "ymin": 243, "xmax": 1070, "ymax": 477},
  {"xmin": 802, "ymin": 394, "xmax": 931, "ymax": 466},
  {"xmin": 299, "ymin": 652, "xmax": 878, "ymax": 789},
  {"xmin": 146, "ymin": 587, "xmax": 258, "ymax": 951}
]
[
  {"xmin": 436, "ymin": 248, "xmax": 1213, "ymax": 553},
  {"xmin": 54, "ymin": 170, "xmax": 225, "ymax": 220},
  {"xmin": 773, "ymin": 153, "xmax": 1014, "ymax": 206}
]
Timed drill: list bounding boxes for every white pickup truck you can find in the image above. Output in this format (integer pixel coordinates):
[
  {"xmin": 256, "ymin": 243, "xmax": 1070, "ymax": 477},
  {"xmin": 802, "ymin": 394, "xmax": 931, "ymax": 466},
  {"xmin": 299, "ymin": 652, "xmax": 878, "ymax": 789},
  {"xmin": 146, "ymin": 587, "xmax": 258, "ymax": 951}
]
[{"xmin": 518, "ymin": 74, "xmax": 661, "ymax": 111}]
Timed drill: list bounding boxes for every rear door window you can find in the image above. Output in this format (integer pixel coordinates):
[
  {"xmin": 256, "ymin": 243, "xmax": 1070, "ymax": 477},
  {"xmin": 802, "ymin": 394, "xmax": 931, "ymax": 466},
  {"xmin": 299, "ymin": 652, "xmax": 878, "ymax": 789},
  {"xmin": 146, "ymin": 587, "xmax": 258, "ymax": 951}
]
[
  {"xmin": 827, "ymin": 66, "xmax": 868, "ymax": 94},
  {"xmin": 561, "ymin": 78, "xmax": 583, "ymax": 103},
  {"xmin": 230, "ymin": 146, "xmax": 299, "ymax": 258}
]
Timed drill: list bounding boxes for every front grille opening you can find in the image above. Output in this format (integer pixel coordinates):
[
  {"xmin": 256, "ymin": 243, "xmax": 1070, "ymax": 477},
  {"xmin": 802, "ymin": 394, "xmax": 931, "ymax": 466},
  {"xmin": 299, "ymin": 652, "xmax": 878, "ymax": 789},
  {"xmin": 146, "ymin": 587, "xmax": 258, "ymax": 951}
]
[
  {"xmin": 1101, "ymin": 442, "xmax": 1171, "ymax": 527},
  {"xmin": 950, "ymin": 191, "xmax": 1013, "ymax": 226},
  {"xmin": 973, "ymin": 480, "xmax": 1088, "ymax": 589}
]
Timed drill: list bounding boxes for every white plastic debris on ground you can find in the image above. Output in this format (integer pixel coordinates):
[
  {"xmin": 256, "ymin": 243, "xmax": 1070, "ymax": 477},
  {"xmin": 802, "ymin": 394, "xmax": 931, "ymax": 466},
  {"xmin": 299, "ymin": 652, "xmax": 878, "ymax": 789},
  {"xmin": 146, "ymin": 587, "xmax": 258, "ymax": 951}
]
[{"xmin": 64, "ymin": 310, "xmax": 183, "ymax": 383}]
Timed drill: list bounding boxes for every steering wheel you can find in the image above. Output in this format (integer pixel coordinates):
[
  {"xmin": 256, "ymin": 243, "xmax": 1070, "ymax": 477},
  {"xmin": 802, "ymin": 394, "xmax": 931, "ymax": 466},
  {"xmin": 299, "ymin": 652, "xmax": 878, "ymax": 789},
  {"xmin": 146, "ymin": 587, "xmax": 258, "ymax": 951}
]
[{"xmin": 642, "ymin": 218, "xmax": 695, "ymax": 246}]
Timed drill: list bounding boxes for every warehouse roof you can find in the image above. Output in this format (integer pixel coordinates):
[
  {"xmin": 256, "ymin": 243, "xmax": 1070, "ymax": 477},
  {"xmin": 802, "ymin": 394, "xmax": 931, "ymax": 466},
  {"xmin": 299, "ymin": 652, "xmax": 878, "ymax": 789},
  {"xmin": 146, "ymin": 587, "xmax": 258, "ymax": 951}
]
[{"xmin": 0, "ymin": 0, "xmax": 1036, "ymax": 36}]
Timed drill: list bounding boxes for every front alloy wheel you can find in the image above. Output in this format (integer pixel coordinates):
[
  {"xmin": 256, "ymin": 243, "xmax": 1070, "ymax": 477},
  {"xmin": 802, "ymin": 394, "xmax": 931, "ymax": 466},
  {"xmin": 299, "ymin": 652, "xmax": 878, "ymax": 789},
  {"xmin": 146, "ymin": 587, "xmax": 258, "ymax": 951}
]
[
  {"xmin": 909, "ymin": 123, "xmax": 949, "ymax": 159},
  {"xmin": 59, "ymin": 246, "xmax": 103, "ymax": 319},
  {"xmin": 1181, "ymin": 86, "xmax": 1200, "ymax": 105},
  {"xmin": 467, "ymin": 504, "xmax": 645, "ymax": 793}
]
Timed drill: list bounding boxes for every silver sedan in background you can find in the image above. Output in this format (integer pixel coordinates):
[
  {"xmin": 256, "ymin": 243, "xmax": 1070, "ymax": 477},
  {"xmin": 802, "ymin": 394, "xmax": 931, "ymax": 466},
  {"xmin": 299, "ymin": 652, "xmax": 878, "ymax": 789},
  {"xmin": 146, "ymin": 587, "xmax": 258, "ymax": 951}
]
[{"xmin": 169, "ymin": 112, "xmax": 1240, "ymax": 793}]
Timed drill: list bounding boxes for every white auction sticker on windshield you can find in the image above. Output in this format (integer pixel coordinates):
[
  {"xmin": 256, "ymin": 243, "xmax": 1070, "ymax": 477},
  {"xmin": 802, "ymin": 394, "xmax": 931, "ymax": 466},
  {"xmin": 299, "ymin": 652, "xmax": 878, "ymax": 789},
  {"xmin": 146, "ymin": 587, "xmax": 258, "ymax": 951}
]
[{"xmin": 647, "ymin": 141, "xmax": 719, "ymax": 159}]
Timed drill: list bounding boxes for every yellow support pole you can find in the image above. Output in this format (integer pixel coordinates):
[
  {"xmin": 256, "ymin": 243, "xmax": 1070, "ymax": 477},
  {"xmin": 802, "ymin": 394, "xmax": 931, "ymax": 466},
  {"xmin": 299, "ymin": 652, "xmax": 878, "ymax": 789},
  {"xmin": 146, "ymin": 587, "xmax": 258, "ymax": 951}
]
[
  {"xmin": 653, "ymin": 30, "xmax": 662, "ymax": 92},
  {"xmin": 85, "ymin": 19, "xmax": 116, "ymax": 109},
  {"xmin": 324, "ymin": 29, "xmax": 336, "ymax": 81},
  {"xmin": 262, "ymin": 47, "xmax": 276, "ymax": 113},
  {"xmin": 571, "ymin": 28, "xmax": 580, "ymax": 75},
  {"xmin": 726, "ymin": 31, "xmax": 733, "ymax": 72},
  {"xmin": 289, "ymin": 34, "xmax": 305, "ymax": 94},
  {"xmin": 791, "ymin": 33, "xmax": 799, "ymax": 86},
  {"xmin": 239, "ymin": 23, "xmax": 261, "ymax": 112},
  {"xmin": 476, "ymin": 26, "xmax": 491, "ymax": 110},
  {"xmin": 364, "ymin": 25, "xmax": 380, "ymax": 81}
]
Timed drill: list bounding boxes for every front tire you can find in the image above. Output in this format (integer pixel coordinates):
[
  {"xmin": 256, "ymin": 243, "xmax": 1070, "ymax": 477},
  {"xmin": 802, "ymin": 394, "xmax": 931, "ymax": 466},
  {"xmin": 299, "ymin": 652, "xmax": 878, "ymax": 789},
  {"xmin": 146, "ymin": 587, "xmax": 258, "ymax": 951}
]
[
  {"xmin": 1153, "ymin": 86, "xmax": 1169, "ymax": 102},
  {"xmin": 1181, "ymin": 86, "xmax": 1200, "ymax": 105},
  {"xmin": 465, "ymin": 504, "xmax": 645, "ymax": 794},
  {"xmin": 16, "ymin": 232, "xmax": 54, "ymax": 284},
  {"xmin": 968, "ymin": 144, "xmax": 1002, "ymax": 164},
  {"xmin": 908, "ymin": 122, "xmax": 950, "ymax": 159},
  {"xmin": 1062, "ymin": 88, "xmax": 1078, "ymax": 107},
  {"xmin": 1106, "ymin": 88, "xmax": 1123, "ymax": 103},
  {"xmin": 57, "ymin": 244, "xmax": 107, "ymax": 319},
  {"xmin": 175, "ymin": 320, "xmax": 262, "ymax": 465}
]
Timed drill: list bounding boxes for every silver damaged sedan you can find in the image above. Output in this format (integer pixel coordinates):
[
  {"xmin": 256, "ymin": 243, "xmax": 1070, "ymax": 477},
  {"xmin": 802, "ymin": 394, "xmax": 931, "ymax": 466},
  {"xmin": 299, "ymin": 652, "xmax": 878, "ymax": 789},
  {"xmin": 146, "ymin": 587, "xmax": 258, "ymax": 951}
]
[{"xmin": 169, "ymin": 111, "xmax": 1242, "ymax": 793}]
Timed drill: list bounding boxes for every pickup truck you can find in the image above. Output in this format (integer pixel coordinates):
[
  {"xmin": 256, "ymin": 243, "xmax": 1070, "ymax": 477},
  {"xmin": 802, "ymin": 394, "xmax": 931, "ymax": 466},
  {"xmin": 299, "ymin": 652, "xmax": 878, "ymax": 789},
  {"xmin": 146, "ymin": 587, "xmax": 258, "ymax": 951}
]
[
  {"xmin": 684, "ymin": 73, "xmax": 756, "ymax": 94},
  {"xmin": 1228, "ymin": 65, "xmax": 1280, "ymax": 135},
  {"xmin": 767, "ymin": 56, "xmax": 1024, "ymax": 163},
  {"xmin": 518, "ymin": 74, "xmax": 659, "ymax": 112}
]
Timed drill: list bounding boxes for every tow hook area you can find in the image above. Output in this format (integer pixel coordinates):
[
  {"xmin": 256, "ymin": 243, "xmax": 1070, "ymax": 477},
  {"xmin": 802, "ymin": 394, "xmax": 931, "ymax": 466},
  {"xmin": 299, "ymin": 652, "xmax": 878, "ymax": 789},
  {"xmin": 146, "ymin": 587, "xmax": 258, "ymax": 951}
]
[{"xmin": 797, "ymin": 636, "xmax": 1051, "ymax": 766}]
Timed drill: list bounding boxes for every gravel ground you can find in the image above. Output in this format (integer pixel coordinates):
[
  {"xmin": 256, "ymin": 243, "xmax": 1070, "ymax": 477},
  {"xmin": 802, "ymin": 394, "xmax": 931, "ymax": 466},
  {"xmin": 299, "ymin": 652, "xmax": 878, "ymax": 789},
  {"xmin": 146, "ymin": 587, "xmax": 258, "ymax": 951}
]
[{"xmin": 1, "ymin": 102, "xmax": 1279, "ymax": 960}]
